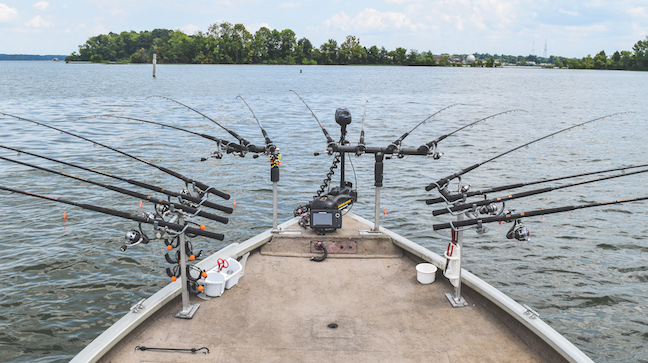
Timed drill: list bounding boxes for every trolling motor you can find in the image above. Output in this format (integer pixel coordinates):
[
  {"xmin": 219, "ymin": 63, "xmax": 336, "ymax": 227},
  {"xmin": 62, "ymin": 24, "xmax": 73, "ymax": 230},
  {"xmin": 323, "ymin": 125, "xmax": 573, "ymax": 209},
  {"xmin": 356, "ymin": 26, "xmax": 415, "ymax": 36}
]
[
  {"xmin": 307, "ymin": 108, "xmax": 358, "ymax": 233},
  {"xmin": 291, "ymin": 96, "xmax": 455, "ymax": 233}
]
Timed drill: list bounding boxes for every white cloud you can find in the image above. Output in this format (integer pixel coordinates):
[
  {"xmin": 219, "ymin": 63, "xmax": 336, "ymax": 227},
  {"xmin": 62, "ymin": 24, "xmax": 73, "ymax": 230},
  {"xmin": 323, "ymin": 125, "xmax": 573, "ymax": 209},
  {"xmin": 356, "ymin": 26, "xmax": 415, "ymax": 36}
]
[
  {"xmin": 107, "ymin": 8, "xmax": 129, "ymax": 17},
  {"xmin": 280, "ymin": 2, "xmax": 300, "ymax": 9},
  {"xmin": 24, "ymin": 15, "xmax": 51, "ymax": 28},
  {"xmin": 628, "ymin": 7, "xmax": 647, "ymax": 18},
  {"xmin": 179, "ymin": 24, "xmax": 199, "ymax": 34},
  {"xmin": 247, "ymin": 22, "xmax": 274, "ymax": 33},
  {"xmin": 33, "ymin": 1, "xmax": 49, "ymax": 11},
  {"xmin": 558, "ymin": 8, "xmax": 580, "ymax": 16},
  {"xmin": 0, "ymin": 3, "xmax": 19, "ymax": 22},
  {"xmin": 385, "ymin": 0, "xmax": 420, "ymax": 4},
  {"xmin": 324, "ymin": 8, "xmax": 422, "ymax": 33}
]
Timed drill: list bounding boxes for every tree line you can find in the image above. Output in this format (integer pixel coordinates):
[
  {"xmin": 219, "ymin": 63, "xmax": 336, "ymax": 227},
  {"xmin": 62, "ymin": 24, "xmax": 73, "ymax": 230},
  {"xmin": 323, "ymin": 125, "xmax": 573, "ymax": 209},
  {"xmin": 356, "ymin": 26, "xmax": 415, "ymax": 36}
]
[{"xmin": 65, "ymin": 22, "xmax": 648, "ymax": 71}]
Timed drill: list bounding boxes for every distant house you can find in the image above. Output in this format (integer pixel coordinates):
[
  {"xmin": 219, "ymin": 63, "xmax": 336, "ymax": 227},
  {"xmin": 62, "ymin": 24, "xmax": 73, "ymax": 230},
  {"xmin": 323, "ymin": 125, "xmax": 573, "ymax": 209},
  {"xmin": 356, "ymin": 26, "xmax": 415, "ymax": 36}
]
[{"xmin": 433, "ymin": 56, "xmax": 463, "ymax": 65}]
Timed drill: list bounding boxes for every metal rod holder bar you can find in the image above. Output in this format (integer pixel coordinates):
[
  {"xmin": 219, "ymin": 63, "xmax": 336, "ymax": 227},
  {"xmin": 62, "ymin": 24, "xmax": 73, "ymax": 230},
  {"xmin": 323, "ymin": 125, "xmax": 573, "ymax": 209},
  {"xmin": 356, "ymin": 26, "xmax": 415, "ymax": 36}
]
[{"xmin": 175, "ymin": 213, "xmax": 200, "ymax": 319}]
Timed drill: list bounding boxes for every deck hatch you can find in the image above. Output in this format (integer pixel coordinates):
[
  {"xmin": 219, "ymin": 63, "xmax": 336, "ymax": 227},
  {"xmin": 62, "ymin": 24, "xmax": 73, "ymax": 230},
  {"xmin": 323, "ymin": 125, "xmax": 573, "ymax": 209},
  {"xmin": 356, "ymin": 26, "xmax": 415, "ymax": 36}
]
[{"xmin": 310, "ymin": 240, "xmax": 357, "ymax": 254}]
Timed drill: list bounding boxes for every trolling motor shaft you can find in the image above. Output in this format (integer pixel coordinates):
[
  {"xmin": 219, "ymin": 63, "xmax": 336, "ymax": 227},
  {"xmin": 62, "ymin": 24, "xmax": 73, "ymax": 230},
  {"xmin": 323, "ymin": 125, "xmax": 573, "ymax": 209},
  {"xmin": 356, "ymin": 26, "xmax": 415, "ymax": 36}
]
[{"xmin": 309, "ymin": 108, "xmax": 358, "ymax": 234}]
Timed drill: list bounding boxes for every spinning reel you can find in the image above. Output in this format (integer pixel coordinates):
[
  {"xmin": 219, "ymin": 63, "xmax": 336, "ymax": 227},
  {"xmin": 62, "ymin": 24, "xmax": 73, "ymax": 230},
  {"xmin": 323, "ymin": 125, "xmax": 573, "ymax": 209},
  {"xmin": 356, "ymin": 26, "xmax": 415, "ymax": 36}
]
[
  {"xmin": 121, "ymin": 225, "xmax": 150, "ymax": 251},
  {"xmin": 506, "ymin": 219, "xmax": 530, "ymax": 241}
]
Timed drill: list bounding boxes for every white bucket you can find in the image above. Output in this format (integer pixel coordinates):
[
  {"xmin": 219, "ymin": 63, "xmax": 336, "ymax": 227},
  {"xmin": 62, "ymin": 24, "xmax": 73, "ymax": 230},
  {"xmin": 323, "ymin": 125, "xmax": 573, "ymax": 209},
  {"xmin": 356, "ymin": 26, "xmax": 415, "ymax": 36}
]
[
  {"xmin": 416, "ymin": 263, "xmax": 437, "ymax": 284},
  {"xmin": 204, "ymin": 272, "xmax": 225, "ymax": 297},
  {"xmin": 221, "ymin": 258, "xmax": 242, "ymax": 290}
]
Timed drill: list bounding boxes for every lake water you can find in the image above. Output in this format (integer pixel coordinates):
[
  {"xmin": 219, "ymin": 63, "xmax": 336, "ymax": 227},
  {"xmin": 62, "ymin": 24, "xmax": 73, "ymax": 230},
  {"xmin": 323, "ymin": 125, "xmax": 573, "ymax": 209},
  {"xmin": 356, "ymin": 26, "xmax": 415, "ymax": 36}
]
[{"xmin": 0, "ymin": 61, "xmax": 646, "ymax": 362}]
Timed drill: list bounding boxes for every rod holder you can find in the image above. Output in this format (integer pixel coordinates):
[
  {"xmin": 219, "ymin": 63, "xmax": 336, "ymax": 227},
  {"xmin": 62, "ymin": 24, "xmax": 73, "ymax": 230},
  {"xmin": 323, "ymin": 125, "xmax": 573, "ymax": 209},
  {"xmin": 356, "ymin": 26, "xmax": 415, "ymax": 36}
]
[{"xmin": 175, "ymin": 213, "xmax": 200, "ymax": 319}]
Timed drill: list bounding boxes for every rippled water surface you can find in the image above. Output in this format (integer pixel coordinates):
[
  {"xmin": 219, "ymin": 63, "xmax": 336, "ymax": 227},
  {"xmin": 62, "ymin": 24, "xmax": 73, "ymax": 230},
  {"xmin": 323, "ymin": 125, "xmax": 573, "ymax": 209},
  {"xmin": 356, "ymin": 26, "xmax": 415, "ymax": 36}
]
[{"xmin": 0, "ymin": 62, "xmax": 646, "ymax": 362}]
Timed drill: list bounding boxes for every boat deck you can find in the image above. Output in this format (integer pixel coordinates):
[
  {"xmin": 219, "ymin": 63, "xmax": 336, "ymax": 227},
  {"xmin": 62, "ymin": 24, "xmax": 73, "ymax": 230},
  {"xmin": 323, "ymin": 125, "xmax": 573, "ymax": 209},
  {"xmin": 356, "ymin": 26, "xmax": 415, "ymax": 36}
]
[{"xmin": 98, "ymin": 217, "xmax": 563, "ymax": 362}]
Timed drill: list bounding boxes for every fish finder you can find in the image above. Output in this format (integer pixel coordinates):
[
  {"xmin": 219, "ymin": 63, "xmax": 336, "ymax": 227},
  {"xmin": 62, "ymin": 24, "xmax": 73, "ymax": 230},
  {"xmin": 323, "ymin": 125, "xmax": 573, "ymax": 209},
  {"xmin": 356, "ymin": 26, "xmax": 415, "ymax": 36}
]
[{"xmin": 309, "ymin": 185, "xmax": 357, "ymax": 233}]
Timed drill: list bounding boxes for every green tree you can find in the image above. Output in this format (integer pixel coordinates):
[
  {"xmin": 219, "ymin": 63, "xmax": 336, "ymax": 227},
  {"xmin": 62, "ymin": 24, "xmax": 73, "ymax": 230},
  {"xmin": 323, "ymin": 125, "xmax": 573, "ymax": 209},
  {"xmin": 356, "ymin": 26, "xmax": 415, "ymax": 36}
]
[
  {"xmin": 420, "ymin": 51, "xmax": 437, "ymax": 65},
  {"xmin": 319, "ymin": 39, "xmax": 338, "ymax": 64},
  {"xmin": 339, "ymin": 35, "xmax": 366, "ymax": 64},
  {"xmin": 593, "ymin": 50, "xmax": 607, "ymax": 69},
  {"xmin": 279, "ymin": 29, "xmax": 296, "ymax": 62},
  {"xmin": 367, "ymin": 45, "xmax": 380, "ymax": 64},
  {"xmin": 168, "ymin": 31, "xmax": 195, "ymax": 63},
  {"xmin": 632, "ymin": 36, "xmax": 648, "ymax": 70},
  {"xmin": 620, "ymin": 50, "xmax": 634, "ymax": 69},
  {"xmin": 251, "ymin": 27, "xmax": 272, "ymax": 63},
  {"xmin": 295, "ymin": 37, "xmax": 313, "ymax": 63},
  {"xmin": 406, "ymin": 49, "xmax": 420, "ymax": 65},
  {"xmin": 130, "ymin": 48, "xmax": 148, "ymax": 63},
  {"xmin": 393, "ymin": 47, "xmax": 407, "ymax": 65}
]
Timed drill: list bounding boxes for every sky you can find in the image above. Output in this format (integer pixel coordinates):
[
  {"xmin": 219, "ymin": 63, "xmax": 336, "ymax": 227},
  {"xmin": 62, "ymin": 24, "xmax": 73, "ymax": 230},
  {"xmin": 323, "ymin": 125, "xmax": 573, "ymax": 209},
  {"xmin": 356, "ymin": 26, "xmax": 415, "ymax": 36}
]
[{"xmin": 0, "ymin": 0, "xmax": 646, "ymax": 58}]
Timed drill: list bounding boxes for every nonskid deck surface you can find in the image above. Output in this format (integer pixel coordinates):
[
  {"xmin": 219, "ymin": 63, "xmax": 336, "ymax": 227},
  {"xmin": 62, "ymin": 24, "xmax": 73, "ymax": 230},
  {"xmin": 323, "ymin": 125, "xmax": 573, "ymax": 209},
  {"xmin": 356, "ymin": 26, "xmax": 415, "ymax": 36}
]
[{"xmin": 99, "ymin": 218, "xmax": 551, "ymax": 362}]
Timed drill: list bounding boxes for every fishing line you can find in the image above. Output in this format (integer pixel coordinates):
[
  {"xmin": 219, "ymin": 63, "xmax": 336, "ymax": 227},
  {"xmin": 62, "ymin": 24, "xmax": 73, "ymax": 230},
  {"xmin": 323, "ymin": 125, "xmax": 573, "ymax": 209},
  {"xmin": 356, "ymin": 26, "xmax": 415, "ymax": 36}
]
[{"xmin": 0, "ymin": 111, "xmax": 230, "ymax": 200}]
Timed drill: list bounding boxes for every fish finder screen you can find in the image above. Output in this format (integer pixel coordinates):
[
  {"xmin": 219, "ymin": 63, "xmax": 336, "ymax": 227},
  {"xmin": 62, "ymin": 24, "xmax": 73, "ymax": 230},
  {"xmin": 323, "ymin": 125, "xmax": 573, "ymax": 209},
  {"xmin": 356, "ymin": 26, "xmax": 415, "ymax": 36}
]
[{"xmin": 312, "ymin": 212, "xmax": 333, "ymax": 226}]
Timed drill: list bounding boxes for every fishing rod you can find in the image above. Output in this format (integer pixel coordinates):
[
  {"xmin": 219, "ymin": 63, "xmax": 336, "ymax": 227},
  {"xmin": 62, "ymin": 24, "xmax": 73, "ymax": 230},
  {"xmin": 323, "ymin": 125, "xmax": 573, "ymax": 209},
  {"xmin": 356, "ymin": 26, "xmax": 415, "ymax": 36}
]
[
  {"xmin": 431, "ymin": 196, "xmax": 648, "ymax": 231},
  {"xmin": 431, "ymin": 167, "xmax": 648, "ymax": 216},
  {"xmin": 236, "ymin": 95, "xmax": 277, "ymax": 154},
  {"xmin": 357, "ymin": 100, "xmax": 368, "ymax": 155},
  {"xmin": 425, "ymin": 111, "xmax": 635, "ymax": 193},
  {"xmin": 422, "ymin": 109, "xmax": 526, "ymax": 152},
  {"xmin": 0, "ymin": 154, "xmax": 229, "ymax": 224},
  {"xmin": 235, "ymin": 94, "xmax": 284, "ymax": 229},
  {"xmin": 0, "ymin": 144, "xmax": 232, "ymax": 213},
  {"xmin": 329, "ymin": 109, "xmax": 526, "ymax": 158},
  {"xmin": 148, "ymin": 95, "xmax": 260, "ymax": 151},
  {"xmin": 0, "ymin": 185, "xmax": 225, "ymax": 240},
  {"xmin": 77, "ymin": 115, "xmax": 247, "ymax": 155},
  {"xmin": 290, "ymin": 90, "xmax": 335, "ymax": 145},
  {"xmin": 0, "ymin": 111, "xmax": 229, "ymax": 200},
  {"xmin": 425, "ymin": 162, "xmax": 648, "ymax": 205},
  {"xmin": 388, "ymin": 103, "xmax": 462, "ymax": 151}
]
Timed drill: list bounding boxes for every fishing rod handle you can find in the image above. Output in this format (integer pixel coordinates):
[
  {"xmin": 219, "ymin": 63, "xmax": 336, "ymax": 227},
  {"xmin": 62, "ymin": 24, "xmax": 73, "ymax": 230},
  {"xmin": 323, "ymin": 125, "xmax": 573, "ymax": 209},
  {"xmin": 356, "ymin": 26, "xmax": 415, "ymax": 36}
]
[
  {"xmin": 425, "ymin": 163, "xmax": 480, "ymax": 191},
  {"xmin": 174, "ymin": 224, "xmax": 224, "ymax": 240},
  {"xmin": 193, "ymin": 180, "xmax": 230, "ymax": 200},
  {"xmin": 190, "ymin": 208, "xmax": 229, "ymax": 224}
]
